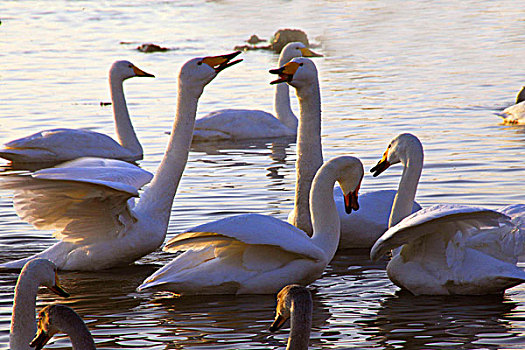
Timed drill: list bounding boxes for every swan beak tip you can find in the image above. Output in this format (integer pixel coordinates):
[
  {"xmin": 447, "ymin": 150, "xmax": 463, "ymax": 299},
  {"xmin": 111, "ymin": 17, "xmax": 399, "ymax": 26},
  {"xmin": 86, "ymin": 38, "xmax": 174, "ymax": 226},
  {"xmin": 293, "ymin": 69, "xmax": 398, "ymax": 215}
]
[
  {"xmin": 344, "ymin": 191, "xmax": 359, "ymax": 214},
  {"xmin": 370, "ymin": 159, "xmax": 390, "ymax": 177},
  {"xmin": 269, "ymin": 314, "xmax": 287, "ymax": 332},
  {"xmin": 30, "ymin": 330, "xmax": 51, "ymax": 350}
]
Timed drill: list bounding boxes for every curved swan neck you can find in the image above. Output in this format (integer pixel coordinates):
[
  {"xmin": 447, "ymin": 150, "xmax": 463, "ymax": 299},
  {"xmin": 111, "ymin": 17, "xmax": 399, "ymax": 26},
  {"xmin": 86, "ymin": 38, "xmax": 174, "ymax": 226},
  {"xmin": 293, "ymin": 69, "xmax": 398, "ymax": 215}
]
[
  {"xmin": 309, "ymin": 164, "xmax": 340, "ymax": 261},
  {"xmin": 10, "ymin": 271, "xmax": 39, "ymax": 349},
  {"xmin": 109, "ymin": 75, "xmax": 143, "ymax": 156},
  {"xmin": 389, "ymin": 149, "xmax": 424, "ymax": 227},
  {"xmin": 292, "ymin": 82, "xmax": 324, "ymax": 235},
  {"xmin": 53, "ymin": 308, "xmax": 95, "ymax": 349},
  {"xmin": 136, "ymin": 80, "xmax": 200, "ymax": 226},
  {"xmin": 287, "ymin": 297, "xmax": 312, "ymax": 350}
]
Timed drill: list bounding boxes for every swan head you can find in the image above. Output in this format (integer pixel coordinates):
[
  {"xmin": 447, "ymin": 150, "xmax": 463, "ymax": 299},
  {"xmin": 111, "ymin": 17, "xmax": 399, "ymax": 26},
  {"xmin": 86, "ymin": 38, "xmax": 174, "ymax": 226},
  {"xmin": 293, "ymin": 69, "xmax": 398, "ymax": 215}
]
[
  {"xmin": 280, "ymin": 42, "xmax": 322, "ymax": 63},
  {"xmin": 178, "ymin": 52, "xmax": 242, "ymax": 92},
  {"xmin": 31, "ymin": 305, "xmax": 84, "ymax": 350},
  {"xmin": 110, "ymin": 60, "xmax": 155, "ymax": 81},
  {"xmin": 269, "ymin": 57, "xmax": 318, "ymax": 89},
  {"xmin": 371, "ymin": 133, "xmax": 423, "ymax": 177},
  {"xmin": 19, "ymin": 258, "xmax": 70, "ymax": 297},
  {"xmin": 269, "ymin": 284, "xmax": 312, "ymax": 332},
  {"xmin": 326, "ymin": 156, "xmax": 364, "ymax": 214}
]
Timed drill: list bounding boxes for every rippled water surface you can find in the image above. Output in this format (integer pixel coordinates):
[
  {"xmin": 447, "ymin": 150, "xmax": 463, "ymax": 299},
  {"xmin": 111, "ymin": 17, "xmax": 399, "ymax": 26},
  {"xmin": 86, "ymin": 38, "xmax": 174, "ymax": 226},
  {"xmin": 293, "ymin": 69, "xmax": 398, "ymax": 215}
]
[{"xmin": 1, "ymin": 1, "xmax": 524, "ymax": 349}]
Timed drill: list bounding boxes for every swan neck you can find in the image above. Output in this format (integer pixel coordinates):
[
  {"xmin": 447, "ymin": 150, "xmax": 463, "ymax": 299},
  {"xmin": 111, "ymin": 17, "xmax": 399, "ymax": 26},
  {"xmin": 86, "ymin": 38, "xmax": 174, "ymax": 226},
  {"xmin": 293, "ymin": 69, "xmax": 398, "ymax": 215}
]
[
  {"xmin": 59, "ymin": 315, "xmax": 96, "ymax": 349},
  {"xmin": 309, "ymin": 166, "xmax": 340, "ymax": 261},
  {"xmin": 292, "ymin": 83, "xmax": 323, "ymax": 235},
  {"xmin": 110, "ymin": 76, "xmax": 143, "ymax": 156},
  {"xmin": 389, "ymin": 153, "xmax": 423, "ymax": 227},
  {"xmin": 274, "ymin": 83, "xmax": 297, "ymax": 130},
  {"xmin": 10, "ymin": 273, "xmax": 39, "ymax": 349},
  {"xmin": 287, "ymin": 299, "xmax": 312, "ymax": 350},
  {"xmin": 136, "ymin": 81, "xmax": 200, "ymax": 226}
]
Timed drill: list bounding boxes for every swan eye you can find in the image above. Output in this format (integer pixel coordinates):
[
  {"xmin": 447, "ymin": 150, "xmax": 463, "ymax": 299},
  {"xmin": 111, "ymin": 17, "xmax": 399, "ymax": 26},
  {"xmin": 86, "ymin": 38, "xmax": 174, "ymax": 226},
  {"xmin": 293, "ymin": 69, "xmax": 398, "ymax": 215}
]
[
  {"xmin": 128, "ymin": 64, "xmax": 133, "ymax": 68},
  {"xmin": 197, "ymin": 61, "xmax": 202, "ymax": 66},
  {"xmin": 299, "ymin": 63, "xmax": 304, "ymax": 66}
]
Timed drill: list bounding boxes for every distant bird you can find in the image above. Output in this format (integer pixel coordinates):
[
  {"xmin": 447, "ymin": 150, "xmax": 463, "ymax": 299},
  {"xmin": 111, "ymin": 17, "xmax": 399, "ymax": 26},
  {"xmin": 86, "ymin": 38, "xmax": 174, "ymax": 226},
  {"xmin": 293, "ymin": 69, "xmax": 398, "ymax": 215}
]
[
  {"xmin": 191, "ymin": 42, "xmax": 322, "ymax": 141},
  {"xmin": 269, "ymin": 284, "xmax": 313, "ymax": 350},
  {"xmin": 31, "ymin": 304, "xmax": 95, "ymax": 350},
  {"xmin": 496, "ymin": 86, "xmax": 525, "ymax": 125},
  {"xmin": 0, "ymin": 60, "xmax": 154, "ymax": 164},
  {"xmin": 370, "ymin": 133, "xmax": 525, "ymax": 295},
  {"xmin": 0, "ymin": 52, "xmax": 242, "ymax": 271},
  {"xmin": 10, "ymin": 259, "xmax": 69, "ymax": 350}
]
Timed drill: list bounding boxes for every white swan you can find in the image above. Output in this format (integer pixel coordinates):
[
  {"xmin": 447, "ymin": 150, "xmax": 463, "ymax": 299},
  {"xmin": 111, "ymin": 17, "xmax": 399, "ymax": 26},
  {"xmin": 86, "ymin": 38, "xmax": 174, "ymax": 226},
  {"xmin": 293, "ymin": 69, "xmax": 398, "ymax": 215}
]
[
  {"xmin": 269, "ymin": 58, "xmax": 420, "ymax": 248},
  {"xmin": 10, "ymin": 259, "xmax": 70, "ymax": 350},
  {"xmin": 0, "ymin": 61, "xmax": 154, "ymax": 164},
  {"xmin": 496, "ymin": 86, "xmax": 525, "ymax": 125},
  {"xmin": 31, "ymin": 304, "xmax": 95, "ymax": 350},
  {"xmin": 137, "ymin": 155, "xmax": 363, "ymax": 295},
  {"xmin": 0, "ymin": 52, "xmax": 242, "ymax": 271},
  {"xmin": 269, "ymin": 284, "xmax": 312, "ymax": 350},
  {"xmin": 191, "ymin": 42, "xmax": 321, "ymax": 142},
  {"xmin": 369, "ymin": 133, "xmax": 525, "ymax": 295}
]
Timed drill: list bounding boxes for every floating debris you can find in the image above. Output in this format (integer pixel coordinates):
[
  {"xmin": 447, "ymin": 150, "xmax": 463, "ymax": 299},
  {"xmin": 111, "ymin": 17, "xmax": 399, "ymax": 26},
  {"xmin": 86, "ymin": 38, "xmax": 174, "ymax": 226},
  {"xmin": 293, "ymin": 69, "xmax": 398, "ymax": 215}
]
[{"xmin": 136, "ymin": 43, "xmax": 170, "ymax": 53}]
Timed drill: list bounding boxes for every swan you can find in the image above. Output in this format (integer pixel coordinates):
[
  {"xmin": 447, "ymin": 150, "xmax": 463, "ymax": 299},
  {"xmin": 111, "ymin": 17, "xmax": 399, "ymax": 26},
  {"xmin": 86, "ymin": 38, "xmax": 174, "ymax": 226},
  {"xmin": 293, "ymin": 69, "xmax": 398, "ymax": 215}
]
[
  {"xmin": 369, "ymin": 133, "xmax": 525, "ymax": 295},
  {"xmin": 269, "ymin": 284, "xmax": 312, "ymax": 350},
  {"xmin": 30, "ymin": 304, "xmax": 95, "ymax": 350},
  {"xmin": 496, "ymin": 86, "xmax": 525, "ymax": 125},
  {"xmin": 191, "ymin": 42, "xmax": 321, "ymax": 142},
  {"xmin": 0, "ymin": 61, "xmax": 154, "ymax": 164},
  {"xmin": 269, "ymin": 58, "xmax": 420, "ymax": 248},
  {"xmin": 0, "ymin": 52, "xmax": 242, "ymax": 271},
  {"xmin": 137, "ymin": 155, "xmax": 363, "ymax": 295},
  {"xmin": 10, "ymin": 259, "xmax": 70, "ymax": 350}
]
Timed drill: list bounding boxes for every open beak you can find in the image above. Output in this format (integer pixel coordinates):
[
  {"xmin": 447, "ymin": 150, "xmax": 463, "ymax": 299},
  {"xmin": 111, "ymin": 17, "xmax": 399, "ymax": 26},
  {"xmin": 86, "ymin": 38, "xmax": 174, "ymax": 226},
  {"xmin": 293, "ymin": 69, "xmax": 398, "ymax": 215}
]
[
  {"xmin": 269, "ymin": 61, "xmax": 301, "ymax": 85},
  {"xmin": 30, "ymin": 330, "xmax": 52, "ymax": 350},
  {"xmin": 343, "ymin": 180, "xmax": 361, "ymax": 214},
  {"xmin": 370, "ymin": 151, "xmax": 391, "ymax": 177},
  {"xmin": 269, "ymin": 314, "xmax": 288, "ymax": 332},
  {"xmin": 202, "ymin": 51, "xmax": 243, "ymax": 73},
  {"xmin": 300, "ymin": 47, "xmax": 323, "ymax": 57},
  {"xmin": 132, "ymin": 65, "xmax": 155, "ymax": 78},
  {"xmin": 48, "ymin": 272, "xmax": 70, "ymax": 298}
]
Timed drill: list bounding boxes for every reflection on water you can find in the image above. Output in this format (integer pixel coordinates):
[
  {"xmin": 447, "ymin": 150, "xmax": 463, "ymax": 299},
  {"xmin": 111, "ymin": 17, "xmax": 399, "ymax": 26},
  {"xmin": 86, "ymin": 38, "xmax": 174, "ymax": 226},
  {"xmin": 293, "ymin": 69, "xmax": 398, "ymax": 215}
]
[{"xmin": 1, "ymin": 0, "xmax": 525, "ymax": 348}]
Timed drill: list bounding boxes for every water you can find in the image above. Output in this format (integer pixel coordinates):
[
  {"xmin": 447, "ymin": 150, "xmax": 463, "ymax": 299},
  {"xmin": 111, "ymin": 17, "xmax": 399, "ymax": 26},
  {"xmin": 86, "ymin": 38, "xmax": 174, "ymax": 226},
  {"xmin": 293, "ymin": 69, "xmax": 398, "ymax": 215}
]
[{"xmin": 0, "ymin": 0, "xmax": 524, "ymax": 348}]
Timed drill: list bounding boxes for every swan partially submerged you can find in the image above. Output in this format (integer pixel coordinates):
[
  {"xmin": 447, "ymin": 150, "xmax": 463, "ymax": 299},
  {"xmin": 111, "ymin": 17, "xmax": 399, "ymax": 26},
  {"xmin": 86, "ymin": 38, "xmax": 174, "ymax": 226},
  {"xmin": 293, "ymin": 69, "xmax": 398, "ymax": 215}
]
[
  {"xmin": 370, "ymin": 133, "xmax": 525, "ymax": 295},
  {"xmin": 496, "ymin": 86, "xmax": 525, "ymax": 125},
  {"xmin": 192, "ymin": 42, "xmax": 321, "ymax": 141},
  {"xmin": 0, "ymin": 52, "xmax": 242, "ymax": 271},
  {"xmin": 137, "ymin": 156, "xmax": 363, "ymax": 295},
  {"xmin": 0, "ymin": 61, "xmax": 154, "ymax": 164}
]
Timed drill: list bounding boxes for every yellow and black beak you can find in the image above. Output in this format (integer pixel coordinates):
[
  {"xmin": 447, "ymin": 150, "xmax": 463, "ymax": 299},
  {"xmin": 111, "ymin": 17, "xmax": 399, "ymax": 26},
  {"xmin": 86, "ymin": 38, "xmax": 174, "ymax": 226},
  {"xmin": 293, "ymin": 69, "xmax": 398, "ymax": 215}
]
[
  {"xmin": 300, "ymin": 47, "xmax": 323, "ymax": 57},
  {"xmin": 269, "ymin": 314, "xmax": 288, "ymax": 332},
  {"xmin": 370, "ymin": 151, "xmax": 391, "ymax": 177},
  {"xmin": 30, "ymin": 329, "xmax": 52, "ymax": 350},
  {"xmin": 132, "ymin": 65, "xmax": 155, "ymax": 78},
  {"xmin": 202, "ymin": 51, "xmax": 243, "ymax": 73},
  {"xmin": 48, "ymin": 272, "xmax": 70, "ymax": 298},
  {"xmin": 343, "ymin": 180, "xmax": 361, "ymax": 214},
  {"xmin": 269, "ymin": 61, "xmax": 302, "ymax": 85}
]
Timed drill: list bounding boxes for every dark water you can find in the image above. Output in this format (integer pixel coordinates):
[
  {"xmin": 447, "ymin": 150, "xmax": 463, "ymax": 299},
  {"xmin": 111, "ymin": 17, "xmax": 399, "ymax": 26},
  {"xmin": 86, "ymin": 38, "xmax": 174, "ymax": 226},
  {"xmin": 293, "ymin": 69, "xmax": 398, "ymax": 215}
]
[{"xmin": 0, "ymin": 0, "xmax": 524, "ymax": 348}]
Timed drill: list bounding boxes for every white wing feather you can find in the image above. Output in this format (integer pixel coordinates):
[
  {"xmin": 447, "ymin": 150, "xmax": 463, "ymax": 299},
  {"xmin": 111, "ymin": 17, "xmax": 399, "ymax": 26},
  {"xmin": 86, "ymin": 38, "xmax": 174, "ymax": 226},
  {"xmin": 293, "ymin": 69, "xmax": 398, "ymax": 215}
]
[
  {"xmin": 164, "ymin": 213, "xmax": 325, "ymax": 261},
  {"xmin": 0, "ymin": 158, "xmax": 153, "ymax": 244},
  {"xmin": 370, "ymin": 204, "xmax": 510, "ymax": 260}
]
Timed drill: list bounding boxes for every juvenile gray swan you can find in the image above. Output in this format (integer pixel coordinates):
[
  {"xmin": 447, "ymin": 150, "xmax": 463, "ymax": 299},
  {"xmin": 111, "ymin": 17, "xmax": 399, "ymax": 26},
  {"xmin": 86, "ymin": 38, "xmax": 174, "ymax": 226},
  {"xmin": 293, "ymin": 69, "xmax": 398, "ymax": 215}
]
[{"xmin": 270, "ymin": 284, "xmax": 313, "ymax": 350}]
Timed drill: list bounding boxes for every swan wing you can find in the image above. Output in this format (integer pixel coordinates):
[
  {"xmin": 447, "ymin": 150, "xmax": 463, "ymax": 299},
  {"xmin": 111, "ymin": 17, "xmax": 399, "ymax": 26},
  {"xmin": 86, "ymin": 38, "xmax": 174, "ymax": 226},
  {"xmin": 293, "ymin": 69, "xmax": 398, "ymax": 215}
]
[
  {"xmin": 370, "ymin": 204, "xmax": 510, "ymax": 260},
  {"xmin": 164, "ymin": 213, "xmax": 325, "ymax": 261},
  {"xmin": 0, "ymin": 159, "xmax": 153, "ymax": 244}
]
